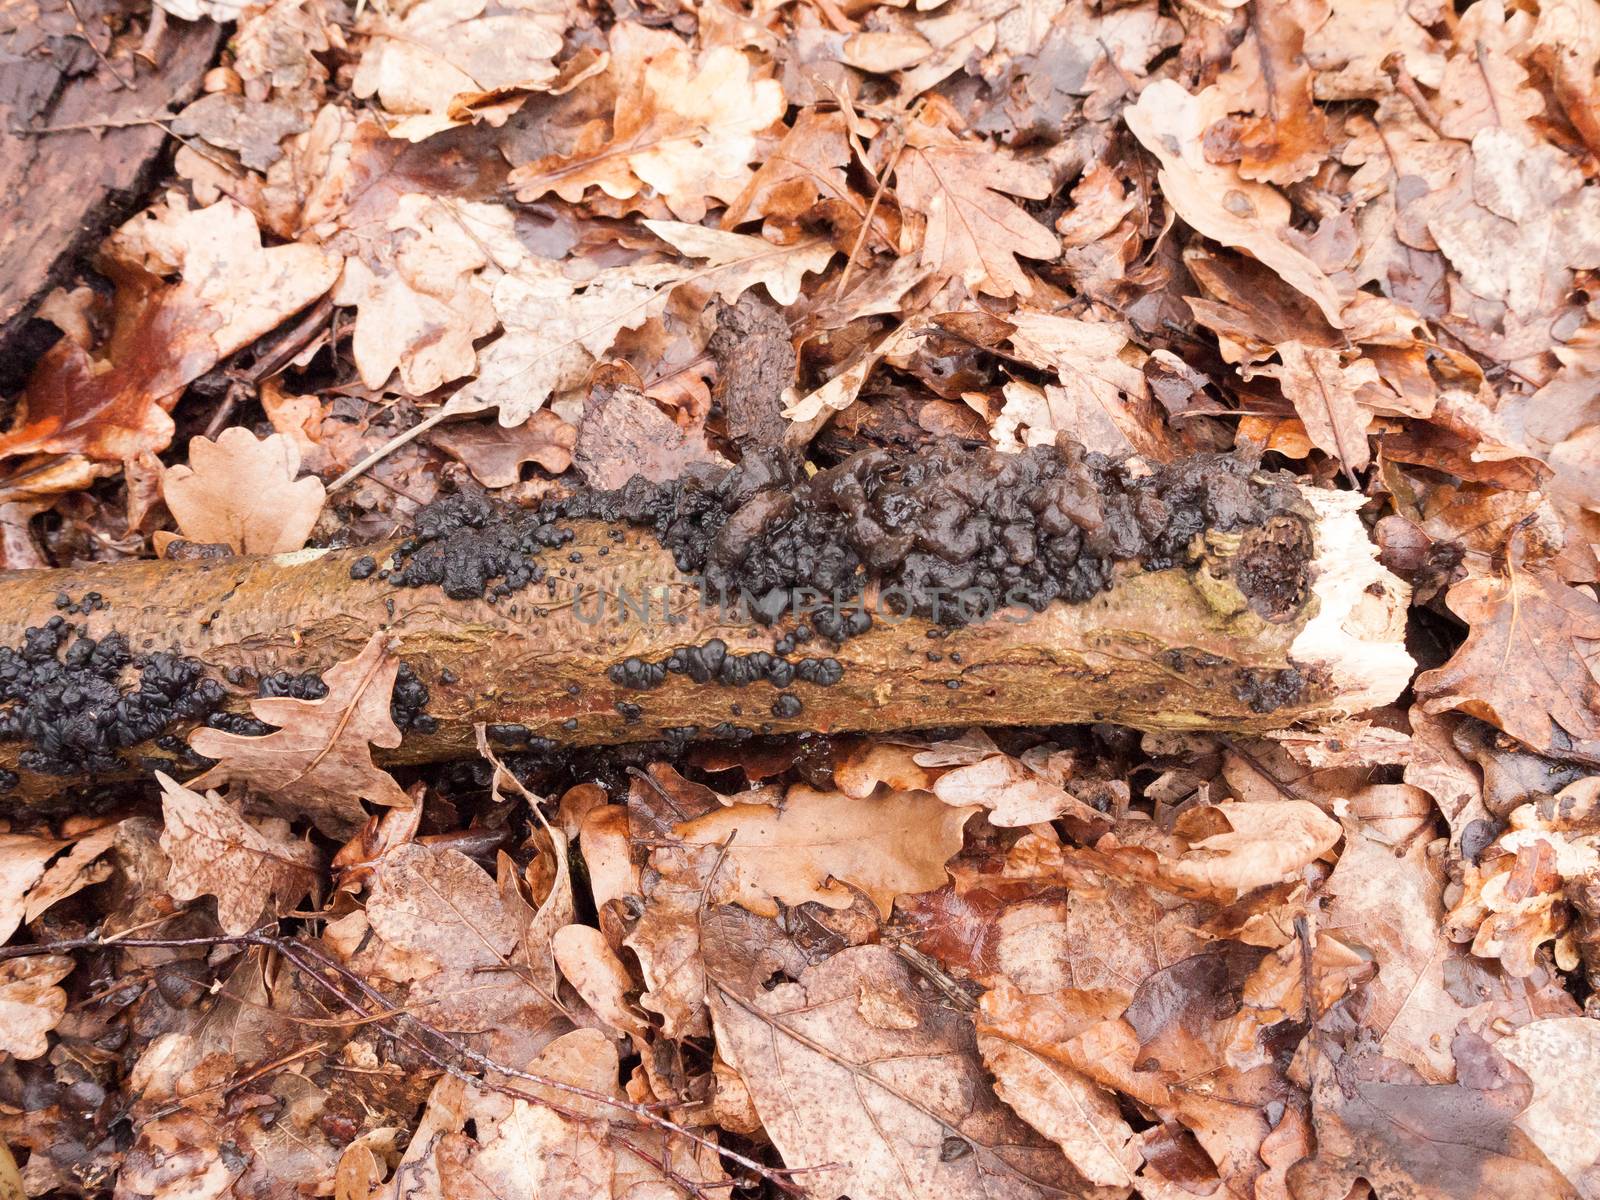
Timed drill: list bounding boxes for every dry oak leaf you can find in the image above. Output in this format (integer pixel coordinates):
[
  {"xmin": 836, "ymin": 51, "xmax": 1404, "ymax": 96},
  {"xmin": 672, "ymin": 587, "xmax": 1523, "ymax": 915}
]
[
  {"xmin": 428, "ymin": 410, "xmax": 577, "ymax": 487},
  {"xmin": 994, "ymin": 311, "xmax": 1161, "ymax": 458},
  {"xmin": 0, "ymin": 200, "xmax": 339, "ymax": 465},
  {"xmin": 331, "ymin": 193, "xmax": 500, "ymax": 395},
  {"xmin": 452, "ymin": 257, "xmax": 686, "ymax": 423},
  {"xmin": 929, "ymin": 754, "xmax": 1110, "ymax": 830},
  {"xmin": 1416, "ymin": 545, "xmax": 1600, "ymax": 763},
  {"xmin": 643, "ymin": 220, "xmax": 836, "ymax": 306},
  {"xmin": 510, "ymin": 43, "xmax": 785, "ymax": 222},
  {"xmin": 1435, "ymin": 0, "xmax": 1542, "ymax": 140},
  {"xmin": 159, "ymin": 428, "xmax": 327, "ymax": 556},
  {"xmin": 894, "ymin": 120, "xmax": 1059, "ymax": 299},
  {"xmin": 20, "ymin": 823, "xmax": 121, "ymax": 925},
  {"xmin": 674, "ymin": 785, "xmax": 976, "ymax": 918},
  {"xmin": 722, "ymin": 106, "xmax": 855, "ymax": 230},
  {"xmin": 1123, "ymin": 80, "xmax": 1346, "ymax": 328},
  {"xmin": 351, "ymin": 0, "xmax": 569, "ymax": 142},
  {"xmin": 551, "ymin": 923, "xmax": 649, "ymax": 1037},
  {"xmin": 1247, "ymin": 341, "xmax": 1380, "ymax": 475},
  {"xmin": 187, "ymin": 632, "xmax": 412, "ymax": 836},
  {"xmin": 574, "ymin": 381, "xmax": 731, "ymax": 490},
  {"xmin": 0, "ymin": 955, "xmax": 75, "ymax": 1060},
  {"xmin": 1289, "ymin": 1031, "xmax": 1578, "ymax": 1200},
  {"xmin": 156, "ymin": 773, "xmax": 321, "ymax": 936},
  {"xmin": 709, "ymin": 943, "xmax": 1110, "ymax": 1200},
  {"xmin": 1203, "ymin": 0, "xmax": 1333, "ymax": 185},
  {"xmin": 1497, "ymin": 1017, "xmax": 1600, "ymax": 1195},
  {"xmin": 0, "ymin": 833, "xmax": 67, "ymax": 945}
]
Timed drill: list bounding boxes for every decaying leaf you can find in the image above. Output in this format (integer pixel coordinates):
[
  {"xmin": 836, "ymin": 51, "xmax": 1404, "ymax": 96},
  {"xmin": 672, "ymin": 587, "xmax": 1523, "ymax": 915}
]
[
  {"xmin": 711, "ymin": 944, "xmax": 1107, "ymax": 1200},
  {"xmin": 160, "ymin": 428, "xmax": 327, "ymax": 555},
  {"xmin": 188, "ymin": 633, "xmax": 412, "ymax": 835},
  {"xmin": 0, "ymin": 955, "xmax": 75, "ymax": 1060},
  {"xmin": 1417, "ymin": 543, "xmax": 1600, "ymax": 763},
  {"xmin": 157, "ymin": 773, "xmax": 320, "ymax": 936},
  {"xmin": 894, "ymin": 117, "xmax": 1059, "ymax": 299},
  {"xmin": 675, "ymin": 785, "xmax": 975, "ymax": 918},
  {"xmin": 510, "ymin": 40, "xmax": 785, "ymax": 221}
]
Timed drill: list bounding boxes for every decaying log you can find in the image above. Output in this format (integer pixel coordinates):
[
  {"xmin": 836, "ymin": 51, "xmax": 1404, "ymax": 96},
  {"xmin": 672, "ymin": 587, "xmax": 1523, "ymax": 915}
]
[
  {"xmin": 0, "ymin": 484, "xmax": 1412, "ymax": 798},
  {"xmin": 0, "ymin": 5, "xmax": 223, "ymax": 356}
]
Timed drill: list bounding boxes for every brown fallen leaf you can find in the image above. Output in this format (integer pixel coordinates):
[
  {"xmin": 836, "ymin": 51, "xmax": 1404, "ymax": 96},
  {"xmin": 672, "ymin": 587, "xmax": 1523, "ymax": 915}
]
[
  {"xmin": 157, "ymin": 773, "xmax": 321, "ymax": 936},
  {"xmin": 894, "ymin": 115, "xmax": 1059, "ymax": 299},
  {"xmin": 159, "ymin": 427, "xmax": 327, "ymax": 556},
  {"xmin": 1289, "ymin": 1030, "xmax": 1577, "ymax": 1200},
  {"xmin": 351, "ymin": 0, "xmax": 571, "ymax": 142},
  {"xmin": 1248, "ymin": 341, "xmax": 1378, "ymax": 475},
  {"xmin": 0, "ymin": 955, "xmax": 75, "ymax": 1060},
  {"xmin": 1123, "ymin": 80, "xmax": 1347, "ymax": 328},
  {"xmin": 1203, "ymin": 0, "xmax": 1332, "ymax": 184},
  {"xmin": 643, "ymin": 220, "xmax": 835, "ymax": 307},
  {"xmin": 187, "ymin": 632, "xmax": 412, "ymax": 835},
  {"xmin": 1497, "ymin": 1017, "xmax": 1600, "ymax": 1195},
  {"xmin": 1416, "ymin": 538, "xmax": 1600, "ymax": 763},
  {"xmin": 574, "ymin": 378, "xmax": 730, "ymax": 491},
  {"xmin": 722, "ymin": 106, "xmax": 856, "ymax": 230},
  {"xmin": 709, "ymin": 944, "xmax": 1110, "ymax": 1200},
  {"xmin": 0, "ymin": 833, "xmax": 68, "ymax": 944},
  {"xmin": 510, "ymin": 39, "xmax": 785, "ymax": 222},
  {"xmin": 551, "ymin": 923, "xmax": 649, "ymax": 1038},
  {"xmin": 428, "ymin": 411, "xmax": 577, "ymax": 488},
  {"xmin": 675, "ymin": 784, "xmax": 975, "ymax": 918},
  {"xmin": 20, "ymin": 822, "xmax": 120, "ymax": 924},
  {"xmin": 1, "ymin": 200, "xmax": 339, "ymax": 466}
]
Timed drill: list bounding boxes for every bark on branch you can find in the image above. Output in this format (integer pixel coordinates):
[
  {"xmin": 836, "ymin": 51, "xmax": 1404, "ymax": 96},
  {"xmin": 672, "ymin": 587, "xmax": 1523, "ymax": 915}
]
[{"xmin": 0, "ymin": 486, "xmax": 1411, "ymax": 798}]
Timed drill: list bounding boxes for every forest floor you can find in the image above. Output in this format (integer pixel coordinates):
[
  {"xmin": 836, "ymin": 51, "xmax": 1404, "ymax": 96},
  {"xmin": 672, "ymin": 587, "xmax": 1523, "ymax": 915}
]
[{"xmin": 2, "ymin": 0, "xmax": 1600, "ymax": 1197}]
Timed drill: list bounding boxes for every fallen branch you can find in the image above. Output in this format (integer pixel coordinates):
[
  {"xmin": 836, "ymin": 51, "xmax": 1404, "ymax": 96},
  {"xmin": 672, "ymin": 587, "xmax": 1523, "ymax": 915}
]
[{"xmin": 0, "ymin": 484, "xmax": 1410, "ymax": 798}]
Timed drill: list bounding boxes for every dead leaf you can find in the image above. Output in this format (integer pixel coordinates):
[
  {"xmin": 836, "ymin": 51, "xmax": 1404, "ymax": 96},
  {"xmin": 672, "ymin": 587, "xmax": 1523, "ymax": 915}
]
[
  {"xmin": 1124, "ymin": 80, "xmax": 1347, "ymax": 328},
  {"xmin": 351, "ymin": 0, "xmax": 570, "ymax": 141},
  {"xmin": 574, "ymin": 379, "xmax": 730, "ymax": 490},
  {"xmin": 157, "ymin": 773, "xmax": 321, "ymax": 935},
  {"xmin": 1497, "ymin": 1017, "xmax": 1600, "ymax": 1195},
  {"xmin": 675, "ymin": 785, "xmax": 975, "ymax": 918},
  {"xmin": 894, "ymin": 118, "xmax": 1059, "ymax": 299},
  {"xmin": 710, "ymin": 944, "xmax": 1107, "ymax": 1200},
  {"xmin": 1417, "ymin": 541, "xmax": 1600, "ymax": 763},
  {"xmin": 643, "ymin": 220, "xmax": 835, "ymax": 306},
  {"xmin": 188, "ymin": 632, "xmax": 413, "ymax": 835},
  {"xmin": 552, "ymin": 923, "xmax": 648, "ymax": 1037},
  {"xmin": 722, "ymin": 107, "xmax": 855, "ymax": 229},
  {"xmin": 0, "ymin": 955, "xmax": 75, "ymax": 1060},
  {"xmin": 510, "ymin": 40, "xmax": 784, "ymax": 221},
  {"xmin": 1, "ymin": 200, "xmax": 339, "ymax": 466},
  {"xmin": 159, "ymin": 428, "xmax": 327, "ymax": 555},
  {"xmin": 1249, "ymin": 341, "xmax": 1379, "ymax": 474},
  {"xmin": 428, "ymin": 411, "xmax": 577, "ymax": 487},
  {"xmin": 0, "ymin": 834, "xmax": 68, "ymax": 944}
]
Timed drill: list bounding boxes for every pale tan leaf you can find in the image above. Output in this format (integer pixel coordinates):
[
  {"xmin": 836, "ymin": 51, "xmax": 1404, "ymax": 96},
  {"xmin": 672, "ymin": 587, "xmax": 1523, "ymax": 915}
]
[
  {"xmin": 0, "ymin": 834, "xmax": 67, "ymax": 944},
  {"xmin": 157, "ymin": 773, "xmax": 321, "ymax": 936},
  {"xmin": 188, "ymin": 632, "xmax": 412, "ymax": 835},
  {"xmin": 351, "ymin": 0, "xmax": 569, "ymax": 141},
  {"xmin": 331, "ymin": 193, "xmax": 500, "ymax": 394},
  {"xmin": 1158, "ymin": 799, "xmax": 1341, "ymax": 896},
  {"xmin": 160, "ymin": 428, "xmax": 327, "ymax": 555},
  {"xmin": 977, "ymin": 1033, "xmax": 1138, "ymax": 1187},
  {"xmin": 709, "ymin": 944, "xmax": 1103, "ymax": 1200},
  {"xmin": 428, "ymin": 411, "xmax": 576, "ymax": 488},
  {"xmin": 1123, "ymin": 80, "xmax": 1347, "ymax": 327},
  {"xmin": 22, "ymin": 823, "xmax": 120, "ymax": 924},
  {"xmin": 674, "ymin": 785, "xmax": 975, "ymax": 918},
  {"xmin": 929, "ymin": 755, "xmax": 1108, "ymax": 829},
  {"xmin": 510, "ymin": 43, "xmax": 785, "ymax": 221},
  {"xmin": 642, "ymin": 220, "xmax": 835, "ymax": 306},
  {"xmin": 552, "ymin": 923, "xmax": 649, "ymax": 1037},
  {"xmin": 1249, "ymin": 341, "xmax": 1379, "ymax": 474},
  {"xmin": 894, "ymin": 122, "xmax": 1058, "ymax": 299},
  {"xmin": 1498, "ymin": 1017, "xmax": 1600, "ymax": 1193},
  {"xmin": 0, "ymin": 955, "xmax": 74, "ymax": 1060}
]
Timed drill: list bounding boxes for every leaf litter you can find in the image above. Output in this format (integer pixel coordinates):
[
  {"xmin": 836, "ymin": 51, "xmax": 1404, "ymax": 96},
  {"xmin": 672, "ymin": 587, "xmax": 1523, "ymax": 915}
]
[{"xmin": 3, "ymin": 0, "xmax": 1600, "ymax": 1196}]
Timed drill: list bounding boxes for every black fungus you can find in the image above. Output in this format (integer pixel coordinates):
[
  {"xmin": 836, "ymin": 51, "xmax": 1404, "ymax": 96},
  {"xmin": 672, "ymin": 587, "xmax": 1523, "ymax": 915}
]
[
  {"xmin": 488, "ymin": 722, "xmax": 532, "ymax": 746},
  {"xmin": 609, "ymin": 644, "xmax": 844, "ymax": 692},
  {"xmin": 0, "ymin": 619, "xmax": 227, "ymax": 775},
  {"xmin": 391, "ymin": 663, "xmax": 437, "ymax": 733},
  {"xmin": 386, "ymin": 491, "xmax": 572, "ymax": 599},
  {"xmin": 349, "ymin": 555, "xmax": 378, "ymax": 580},
  {"xmin": 614, "ymin": 701, "xmax": 643, "ymax": 723},
  {"xmin": 771, "ymin": 694, "xmax": 803, "ymax": 718}
]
